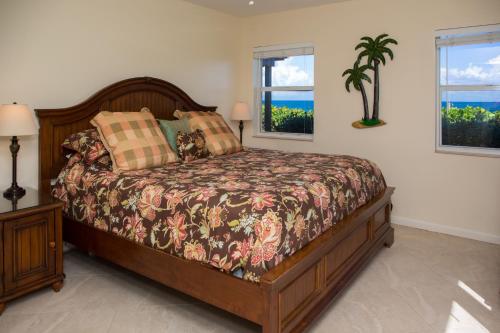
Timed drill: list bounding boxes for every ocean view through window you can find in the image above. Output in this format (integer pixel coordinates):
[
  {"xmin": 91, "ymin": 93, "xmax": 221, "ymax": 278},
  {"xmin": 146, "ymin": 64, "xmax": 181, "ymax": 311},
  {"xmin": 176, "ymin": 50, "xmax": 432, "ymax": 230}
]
[
  {"xmin": 253, "ymin": 44, "xmax": 314, "ymax": 139},
  {"xmin": 436, "ymin": 25, "xmax": 500, "ymax": 156}
]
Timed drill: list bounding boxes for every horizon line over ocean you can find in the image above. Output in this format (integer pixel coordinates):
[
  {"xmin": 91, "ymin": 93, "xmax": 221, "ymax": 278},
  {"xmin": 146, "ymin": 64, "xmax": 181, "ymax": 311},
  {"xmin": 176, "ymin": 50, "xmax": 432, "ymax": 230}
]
[{"xmin": 267, "ymin": 100, "xmax": 500, "ymax": 112}]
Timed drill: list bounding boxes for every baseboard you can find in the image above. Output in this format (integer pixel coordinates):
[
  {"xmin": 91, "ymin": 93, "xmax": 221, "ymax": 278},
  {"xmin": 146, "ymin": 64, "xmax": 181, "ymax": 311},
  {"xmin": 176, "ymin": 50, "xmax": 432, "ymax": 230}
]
[{"xmin": 392, "ymin": 216, "xmax": 500, "ymax": 245}]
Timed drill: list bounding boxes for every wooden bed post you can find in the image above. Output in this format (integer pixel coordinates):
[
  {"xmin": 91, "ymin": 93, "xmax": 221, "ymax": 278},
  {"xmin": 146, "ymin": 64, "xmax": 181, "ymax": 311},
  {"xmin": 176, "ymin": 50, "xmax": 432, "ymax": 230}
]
[{"xmin": 262, "ymin": 287, "xmax": 279, "ymax": 333}]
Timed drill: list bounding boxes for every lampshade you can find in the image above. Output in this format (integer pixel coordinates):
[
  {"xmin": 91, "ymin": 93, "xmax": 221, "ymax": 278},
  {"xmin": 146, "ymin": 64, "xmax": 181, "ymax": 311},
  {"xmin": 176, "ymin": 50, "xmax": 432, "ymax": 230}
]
[
  {"xmin": 231, "ymin": 102, "xmax": 252, "ymax": 121},
  {"xmin": 0, "ymin": 103, "xmax": 38, "ymax": 137}
]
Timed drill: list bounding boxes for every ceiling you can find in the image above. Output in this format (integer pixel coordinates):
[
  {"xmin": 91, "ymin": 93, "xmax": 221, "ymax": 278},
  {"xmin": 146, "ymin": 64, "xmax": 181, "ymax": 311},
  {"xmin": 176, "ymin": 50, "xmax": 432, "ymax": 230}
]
[{"xmin": 183, "ymin": 0, "xmax": 350, "ymax": 17}]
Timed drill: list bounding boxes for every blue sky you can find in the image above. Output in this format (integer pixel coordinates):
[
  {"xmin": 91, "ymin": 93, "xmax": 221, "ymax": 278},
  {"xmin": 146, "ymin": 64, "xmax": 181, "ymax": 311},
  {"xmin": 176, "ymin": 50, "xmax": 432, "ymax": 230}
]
[
  {"xmin": 441, "ymin": 42, "xmax": 500, "ymax": 102},
  {"xmin": 265, "ymin": 44, "xmax": 500, "ymax": 103},
  {"xmin": 263, "ymin": 55, "xmax": 314, "ymax": 101}
]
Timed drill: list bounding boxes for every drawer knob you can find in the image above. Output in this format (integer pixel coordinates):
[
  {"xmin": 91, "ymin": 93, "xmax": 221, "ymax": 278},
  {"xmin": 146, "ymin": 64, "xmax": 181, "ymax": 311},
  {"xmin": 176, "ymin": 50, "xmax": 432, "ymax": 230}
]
[{"xmin": 49, "ymin": 241, "xmax": 56, "ymax": 249}]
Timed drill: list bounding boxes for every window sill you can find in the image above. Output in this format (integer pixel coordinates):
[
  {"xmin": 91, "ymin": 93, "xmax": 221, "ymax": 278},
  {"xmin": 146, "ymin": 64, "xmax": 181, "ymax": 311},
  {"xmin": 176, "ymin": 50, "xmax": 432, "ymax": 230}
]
[
  {"xmin": 436, "ymin": 145, "xmax": 500, "ymax": 158},
  {"xmin": 253, "ymin": 132, "xmax": 314, "ymax": 141}
]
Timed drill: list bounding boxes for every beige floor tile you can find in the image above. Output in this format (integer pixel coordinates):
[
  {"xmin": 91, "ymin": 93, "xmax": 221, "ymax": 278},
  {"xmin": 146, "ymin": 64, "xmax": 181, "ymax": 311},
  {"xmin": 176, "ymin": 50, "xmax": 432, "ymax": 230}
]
[
  {"xmin": 426, "ymin": 250, "xmax": 500, "ymax": 283},
  {"xmin": 6, "ymin": 274, "xmax": 148, "ymax": 315},
  {"xmin": 310, "ymin": 287, "xmax": 436, "ymax": 333},
  {"xmin": 363, "ymin": 246, "xmax": 450, "ymax": 290},
  {"xmin": 0, "ymin": 311, "xmax": 70, "ymax": 333},
  {"xmin": 49, "ymin": 307, "xmax": 116, "ymax": 333},
  {"xmin": 396, "ymin": 282, "xmax": 499, "ymax": 331},
  {"xmin": 108, "ymin": 303, "xmax": 258, "ymax": 333}
]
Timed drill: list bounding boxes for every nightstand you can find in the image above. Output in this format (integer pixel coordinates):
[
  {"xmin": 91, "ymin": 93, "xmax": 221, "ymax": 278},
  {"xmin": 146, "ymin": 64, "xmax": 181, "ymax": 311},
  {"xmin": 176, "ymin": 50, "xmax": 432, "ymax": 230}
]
[{"xmin": 0, "ymin": 188, "xmax": 64, "ymax": 315}]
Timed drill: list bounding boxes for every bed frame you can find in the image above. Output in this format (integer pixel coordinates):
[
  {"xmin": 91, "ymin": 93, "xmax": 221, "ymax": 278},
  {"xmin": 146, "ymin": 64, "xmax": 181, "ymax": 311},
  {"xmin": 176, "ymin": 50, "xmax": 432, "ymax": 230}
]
[{"xmin": 36, "ymin": 77, "xmax": 395, "ymax": 333}]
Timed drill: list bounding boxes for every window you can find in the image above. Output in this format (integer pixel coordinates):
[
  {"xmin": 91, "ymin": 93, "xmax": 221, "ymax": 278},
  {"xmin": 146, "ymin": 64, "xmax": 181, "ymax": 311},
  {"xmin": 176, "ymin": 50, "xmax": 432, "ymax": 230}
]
[
  {"xmin": 436, "ymin": 25, "xmax": 500, "ymax": 157},
  {"xmin": 253, "ymin": 44, "xmax": 314, "ymax": 139}
]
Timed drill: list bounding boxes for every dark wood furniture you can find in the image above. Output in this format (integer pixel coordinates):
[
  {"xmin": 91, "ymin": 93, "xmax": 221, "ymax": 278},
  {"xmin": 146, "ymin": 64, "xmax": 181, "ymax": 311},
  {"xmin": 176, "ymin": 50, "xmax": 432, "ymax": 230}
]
[
  {"xmin": 0, "ymin": 188, "xmax": 64, "ymax": 315},
  {"xmin": 36, "ymin": 77, "xmax": 394, "ymax": 333}
]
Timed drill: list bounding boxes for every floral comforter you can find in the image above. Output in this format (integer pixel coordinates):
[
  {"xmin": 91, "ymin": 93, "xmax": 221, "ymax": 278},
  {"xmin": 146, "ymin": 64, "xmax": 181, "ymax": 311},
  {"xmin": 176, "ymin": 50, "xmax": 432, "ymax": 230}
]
[{"xmin": 53, "ymin": 148, "xmax": 386, "ymax": 282}]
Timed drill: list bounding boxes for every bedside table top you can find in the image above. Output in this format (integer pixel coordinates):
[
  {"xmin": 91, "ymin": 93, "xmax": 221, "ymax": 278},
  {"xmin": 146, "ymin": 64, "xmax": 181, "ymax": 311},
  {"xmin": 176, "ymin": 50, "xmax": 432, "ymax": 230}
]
[{"xmin": 0, "ymin": 188, "xmax": 62, "ymax": 217}]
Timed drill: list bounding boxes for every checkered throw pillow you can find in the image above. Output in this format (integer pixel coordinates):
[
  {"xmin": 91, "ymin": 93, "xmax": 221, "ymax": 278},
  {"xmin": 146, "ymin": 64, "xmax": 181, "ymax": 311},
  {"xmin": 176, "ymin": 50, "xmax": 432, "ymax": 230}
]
[
  {"xmin": 91, "ymin": 110, "xmax": 178, "ymax": 171},
  {"xmin": 174, "ymin": 110, "xmax": 242, "ymax": 156}
]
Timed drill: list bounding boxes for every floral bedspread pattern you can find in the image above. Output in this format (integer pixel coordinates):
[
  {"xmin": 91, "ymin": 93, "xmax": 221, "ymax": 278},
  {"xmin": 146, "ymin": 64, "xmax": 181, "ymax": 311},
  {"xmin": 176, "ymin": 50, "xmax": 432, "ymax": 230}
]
[{"xmin": 53, "ymin": 148, "xmax": 386, "ymax": 282}]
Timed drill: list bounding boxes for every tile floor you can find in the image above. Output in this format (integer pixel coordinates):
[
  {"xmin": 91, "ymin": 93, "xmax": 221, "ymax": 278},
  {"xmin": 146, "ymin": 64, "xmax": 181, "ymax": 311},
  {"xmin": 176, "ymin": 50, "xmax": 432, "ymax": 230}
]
[{"xmin": 0, "ymin": 225, "xmax": 499, "ymax": 333}]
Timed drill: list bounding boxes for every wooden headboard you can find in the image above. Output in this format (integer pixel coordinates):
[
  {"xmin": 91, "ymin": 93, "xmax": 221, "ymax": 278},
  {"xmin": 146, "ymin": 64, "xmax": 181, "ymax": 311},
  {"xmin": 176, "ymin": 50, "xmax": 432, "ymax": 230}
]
[{"xmin": 36, "ymin": 77, "xmax": 217, "ymax": 193}]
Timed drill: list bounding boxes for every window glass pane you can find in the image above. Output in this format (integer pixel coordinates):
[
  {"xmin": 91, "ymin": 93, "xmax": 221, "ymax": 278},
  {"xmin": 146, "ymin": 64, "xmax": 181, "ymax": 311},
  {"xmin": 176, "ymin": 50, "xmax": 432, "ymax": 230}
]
[
  {"xmin": 261, "ymin": 91, "xmax": 314, "ymax": 134},
  {"xmin": 261, "ymin": 55, "xmax": 314, "ymax": 87},
  {"xmin": 441, "ymin": 90, "xmax": 500, "ymax": 148},
  {"xmin": 440, "ymin": 47, "xmax": 447, "ymax": 84},
  {"xmin": 440, "ymin": 42, "xmax": 500, "ymax": 85}
]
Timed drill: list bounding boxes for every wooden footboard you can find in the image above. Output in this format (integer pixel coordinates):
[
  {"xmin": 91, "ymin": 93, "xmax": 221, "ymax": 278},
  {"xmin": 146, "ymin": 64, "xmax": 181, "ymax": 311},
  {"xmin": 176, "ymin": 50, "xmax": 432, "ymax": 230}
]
[{"xmin": 260, "ymin": 187, "xmax": 394, "ymax": 333}]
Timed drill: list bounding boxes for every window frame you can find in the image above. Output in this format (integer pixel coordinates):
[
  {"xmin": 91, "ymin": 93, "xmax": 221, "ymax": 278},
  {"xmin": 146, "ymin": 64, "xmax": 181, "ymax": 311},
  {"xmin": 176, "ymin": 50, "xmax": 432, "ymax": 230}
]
[
  {"xmin": 435, "ymin": 25, "xmax": 500, "ymax": 157},
  {"xmin": 253, "ymin": 43, "xmax": 315, "ymax": 141}
]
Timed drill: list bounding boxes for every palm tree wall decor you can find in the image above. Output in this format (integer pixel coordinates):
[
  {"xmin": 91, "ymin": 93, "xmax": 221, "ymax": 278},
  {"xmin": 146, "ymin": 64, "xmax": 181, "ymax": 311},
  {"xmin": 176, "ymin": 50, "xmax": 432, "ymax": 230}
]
[
  {"xmin": 343, "ymin": 33, "xmax": 398, "ymax": 128},
  {"xmin": 342, "ymin": 61, "xmax": 372, "ymax": 121}
]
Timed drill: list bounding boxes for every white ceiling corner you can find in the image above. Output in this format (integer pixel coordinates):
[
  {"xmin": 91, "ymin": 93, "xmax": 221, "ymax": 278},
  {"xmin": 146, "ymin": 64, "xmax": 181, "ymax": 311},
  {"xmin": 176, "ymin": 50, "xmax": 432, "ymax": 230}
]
[{"xmin": 183, "ymin": 0, "xmax": 351, "ymax": 17}]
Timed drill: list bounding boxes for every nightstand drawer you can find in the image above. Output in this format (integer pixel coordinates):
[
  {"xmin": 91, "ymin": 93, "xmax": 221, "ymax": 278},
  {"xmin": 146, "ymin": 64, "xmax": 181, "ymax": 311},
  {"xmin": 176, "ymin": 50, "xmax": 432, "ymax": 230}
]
[{"xmin": 3, "ymin": 210, "xmax": 56, "ymax": 293}]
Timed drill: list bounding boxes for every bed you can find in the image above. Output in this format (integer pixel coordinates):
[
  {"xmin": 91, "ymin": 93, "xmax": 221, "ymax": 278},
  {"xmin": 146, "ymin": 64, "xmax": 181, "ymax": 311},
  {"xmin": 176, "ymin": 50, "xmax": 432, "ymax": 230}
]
[{"xmin": 37, "ymin": 77, "xmax": 395, "ymax": 333}]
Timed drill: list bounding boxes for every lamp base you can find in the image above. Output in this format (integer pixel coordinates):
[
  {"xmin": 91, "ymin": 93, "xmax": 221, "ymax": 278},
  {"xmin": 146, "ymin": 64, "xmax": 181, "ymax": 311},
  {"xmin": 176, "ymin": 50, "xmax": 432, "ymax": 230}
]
[
  {"xmin": 4, "ymin": 135, "xmax": 25, "ymax": 200},
  {"xmin": 3, "ymin": 185, "xmax": 26, "ymax": 200},
  {"xmin": 239, "ymin": 120, "xmax": 244, "ymax": 145}
]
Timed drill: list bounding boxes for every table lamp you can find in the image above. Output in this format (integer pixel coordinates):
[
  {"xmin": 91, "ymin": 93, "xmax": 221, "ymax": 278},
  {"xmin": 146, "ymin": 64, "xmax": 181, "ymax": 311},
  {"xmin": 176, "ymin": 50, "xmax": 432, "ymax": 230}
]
[
  {"xmin": 231, "ymin": 102, "xmax": 252, "ymax": 144},
  {"xmin": 0, "ymin": 103, "xmax": 38, "ymax": 199}
]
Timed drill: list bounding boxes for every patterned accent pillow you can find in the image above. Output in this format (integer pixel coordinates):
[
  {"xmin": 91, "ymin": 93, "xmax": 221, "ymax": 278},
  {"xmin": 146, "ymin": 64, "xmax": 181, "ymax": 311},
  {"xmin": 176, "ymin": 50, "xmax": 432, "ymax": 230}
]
[
  {"xmin": 62, "ymin": 129, "xmax": 108, "ymax": 163},
  {"xmin": 174, "ymin": 110, "xmax": 242, "ymax": 156},
  {"xmin": 94, "ymin": 154, "xmax": 113, "ymax": 169},
  {"xmin": 90, "ymin": 110, "xmax": 178, "ymax": 172},
  {"xmin": 158, "ymin": 118, "xmax": 191, "ymax": 154},
  {"xmin": 176, "ymin": 129, "xmax": 209, "ymax": 162}
]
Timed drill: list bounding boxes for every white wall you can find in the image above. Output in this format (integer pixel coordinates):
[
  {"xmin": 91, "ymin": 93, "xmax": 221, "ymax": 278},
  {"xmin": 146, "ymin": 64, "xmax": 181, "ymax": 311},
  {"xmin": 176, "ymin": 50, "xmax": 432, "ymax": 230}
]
[
  {"xmin": 0, "ymin": 0, "xmax": 239, "ymax": 190},
  {"xmin": 235, "ymin": 0, "xmax": 500, "ymax": 241}
]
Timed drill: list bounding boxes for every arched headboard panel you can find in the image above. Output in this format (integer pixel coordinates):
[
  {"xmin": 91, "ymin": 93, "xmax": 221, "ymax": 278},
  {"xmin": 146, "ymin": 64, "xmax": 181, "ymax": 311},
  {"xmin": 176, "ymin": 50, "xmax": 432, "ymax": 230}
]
[{"xmin": 36, "ymin": 77, "xmax": 217, "ymax": 193}]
